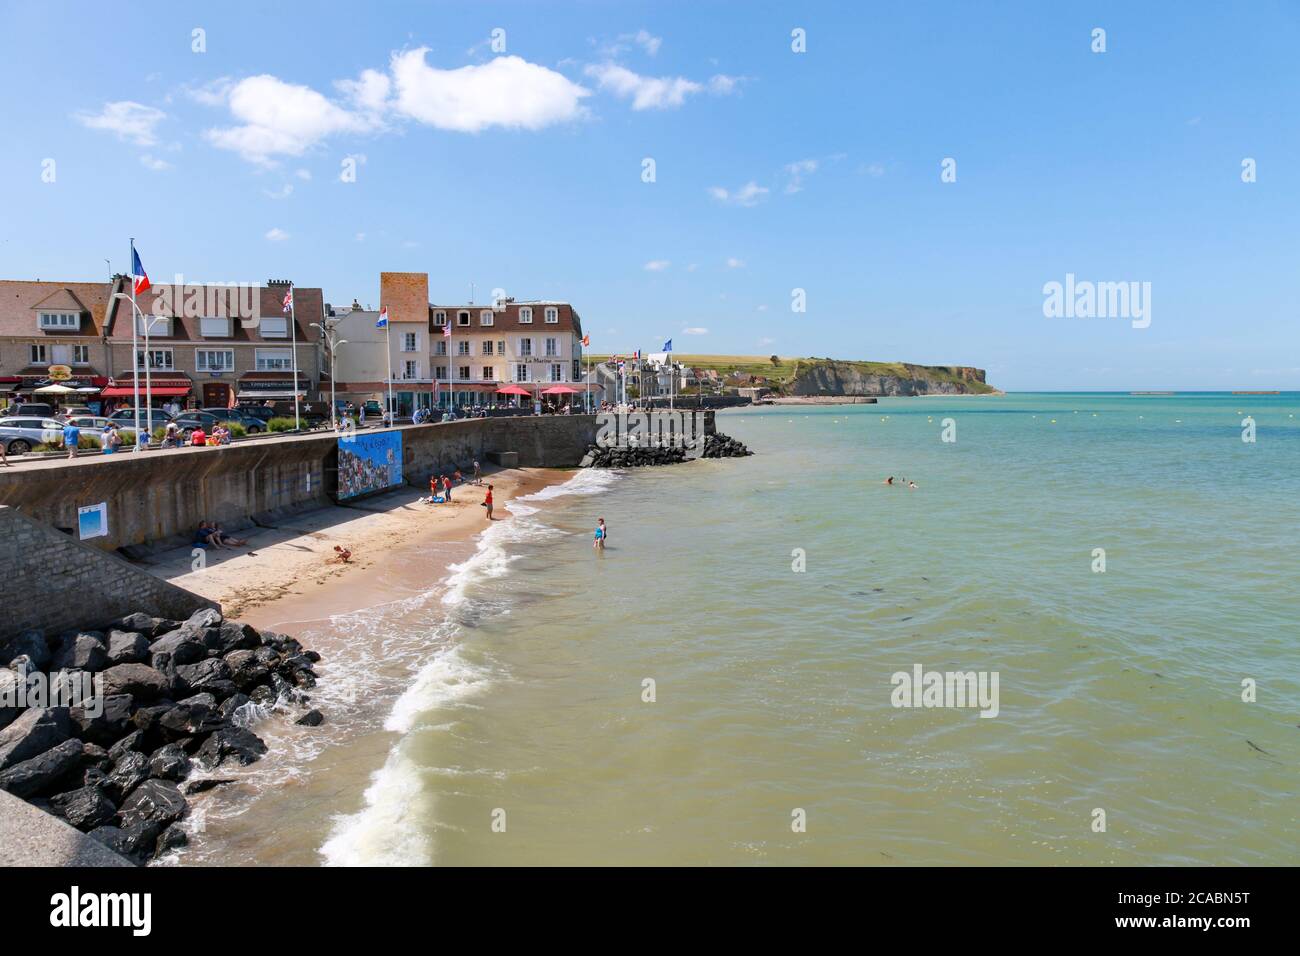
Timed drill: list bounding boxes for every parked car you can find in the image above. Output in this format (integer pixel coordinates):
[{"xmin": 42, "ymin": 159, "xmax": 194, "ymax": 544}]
[
  {"xmin": 0, "ymin": 417, "xmax": 65, "ymax": 455},
  {"xmin": 171, "ymin": 411, "xmax": 226, "ymax": 440},
  {"xmin": 199, "ymin": 408, "xmax": 265, "ymax": 433},
  {"xmin": 106, "ymin": 408, "xmax": 174, "ymax": 431},
  {"xmin": 362, "ymin": 400, "xmax": 383, "ymax": 417},
  {"xmin": 61, "ymin": 416, "xmax": 114, "ymax": 433},
  {"xmin": 56, "ymin": 406, "xmax": 95, "ymax": 419},
  {"xmin": 240, "ymin": 405, "xmax": 276, "ymax": 423},
  {"xmin": 5, "ymin": 403, "xmax": 55, "ymax": 418}
]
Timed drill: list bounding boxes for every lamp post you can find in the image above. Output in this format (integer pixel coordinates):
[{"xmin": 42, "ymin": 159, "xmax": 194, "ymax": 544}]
[
  {"xmin": 113, "ymin": 292, "xmax": 166, "ymax": 444},
  {"xmin": 310, "ymin": 319, "xmax": 345, "ymax": 430}
]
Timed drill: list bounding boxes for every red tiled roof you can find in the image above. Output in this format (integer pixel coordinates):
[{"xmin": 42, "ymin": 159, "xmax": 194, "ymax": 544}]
[
  {"xmin": 430, "ymin": 302, "xmax": 583, "ymax": 336},
  {"xmin": 103, "ymin": 282, "xmax": 323, "ymax": 343},
  {"xmin": 0, "ymin": 278, "xmax": 118, "ymax": 337}
]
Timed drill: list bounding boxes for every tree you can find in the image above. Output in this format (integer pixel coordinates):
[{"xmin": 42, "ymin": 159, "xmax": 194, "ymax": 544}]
[{"xmin": 769, "ymin": 354, "xmax": 780, "ymax": 366}]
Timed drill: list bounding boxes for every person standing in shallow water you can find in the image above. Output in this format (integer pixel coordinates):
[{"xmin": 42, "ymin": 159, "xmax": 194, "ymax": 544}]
[
  {"xmin": 483, "ymin": 484, "xmax": 493, "ymax": 521},
  {"xmin": 593, "ymin": 518, "xmax": 607, "ymax": 551}
]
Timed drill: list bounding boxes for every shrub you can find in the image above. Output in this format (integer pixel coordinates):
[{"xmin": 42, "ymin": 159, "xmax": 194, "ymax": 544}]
[
  {"xmin": 152, "ymin": 426, "xmax": 168, "ymax": 442},
  {"xmin": 219, "ymin": 420, "xmax": 247, "ymax": 438},
  {"xmin": 118, "ymin": 429, "xmax": 137, "ymax": 446},
  {"xmin": 267, "ymin": 417, "xmax": 298, "ymax": 432}
]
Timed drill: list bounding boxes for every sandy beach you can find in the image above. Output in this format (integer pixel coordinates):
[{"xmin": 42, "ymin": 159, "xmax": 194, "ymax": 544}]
[{"xmin": 144, "ymin": 466, "xmax": 575, "ymax": 630}]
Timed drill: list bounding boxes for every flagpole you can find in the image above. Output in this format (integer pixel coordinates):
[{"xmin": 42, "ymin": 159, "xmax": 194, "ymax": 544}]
[
  {"xmin": 384, "ymin": 316, "xmax": 393, "ymax": 426},
  {"xmin": 141, "ymin": 253, "xmax": 152, "ymax": 435},
  {"xmin": 289, "ymin": 283, "xmax": 300, "ymax": 430},
  {"xmin": 129, "ymin": 238, "xmax": 140, "ymax": 445}
]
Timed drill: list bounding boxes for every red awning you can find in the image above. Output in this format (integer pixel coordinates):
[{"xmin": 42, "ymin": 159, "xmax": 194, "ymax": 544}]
[
  {"xmin": 496, "ymin": 385, "xmax": 532, "ymax": 396},
  {"xmin": 541, "ymin": 385, "xmax": 581, "ymax": 394},
  {"xmin": 102, "ymin": 385, "xmax": 192, "ymax": 397}
]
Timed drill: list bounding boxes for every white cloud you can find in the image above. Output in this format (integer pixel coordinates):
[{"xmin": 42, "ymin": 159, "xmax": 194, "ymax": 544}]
[
  {"xmin": 75, "ymin": 101, "xmax": 166, "ymax": 146},
  {"xmin": 628, "ymin": 29, "xmax": 662, "ymax": 55},
  {"xmin": 756, "ymin": 305, "xmax": 769, "ymax": 312},
  {"xmin": 263, "ymin": 183, "xmax": 294, "ymax": 199},
  {"xmin": 758, "ymin": 336, "xmax": 775, "ymax": 345},
  {"xmin": 726, "ymin": 257, "xmax": 745, "ymax": 269},
  {"xmin": 355, "ymin": 232, "xmax": 366, "ymax": 242},
  {"xmin": 265, "ymin": 227, "xmax": 290, "ymax": 241},
  {"xmin": 205, "ymin": 75, "xmax": 369, "ymax": 163},
  {"xmin": 707, "ymin": 74, "xmax": 741, "ymax": 95},
  {"xmin": 784, "ymin": 158, "xmax": 818, "ymax": 193},
  {"xmin": 860, "ymin": 162, "xmax": 885, "ymax": 177},
  {"xmin": 585, "ymin": 63, "xmax": 716, "ymax": 110},
  {"xmin": 683, "ymin": 327, "xmax": 708, "ymax": 335},
  {"xmin": 139, "ymin": 154, "xmax": 171, "ymax": 171},
  {"xmin": 708, "ymin": 181, "xmax": 769, "ymax": 207},
  {"xmin": 391, "ymin": 50, "xmax": 589, "ymax": 132},
  {"xmin": 336, "ymin": 68, "xmax": 391, "ymax": 114},
  {"xmin": 294, "ymin": 168, "xmax": 312, "ymax": 180},
  {"xmin": 644, "ymin": 259, "xmax": 671, "ymax": 272}
]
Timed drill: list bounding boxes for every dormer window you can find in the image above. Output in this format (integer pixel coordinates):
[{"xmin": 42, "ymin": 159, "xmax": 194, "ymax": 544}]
[
  {"xmin": 480, "ymin": 310, "xmax": 494, "ymax": 326},
  {"xmin": 544, "ymin": 307, "xmax": 559, "ymax": 323},
  {"xmin": 457, "ymin": 311, "xmax": 471, "ymax": 327},
  {"xmin": 519, "ymin": 307, "xmax": 533, "ymax": 324},
  {"xmin": 136, "ymin": 314, "xmax": 173, "ymax": 337},
  {"xmin": 434, "ymin": 310, "xmax": 447, "ymax": 326},
  {"xmin": 38, "ymin": 311, "xmax": 80, "ymax": 331},
  {"xmin": 259, "ymin": 316, "xmax": 288, "ymax": 338},
  {"xmin": 200, "ymin": 316, "xmax": 231, "ymax": 338}
]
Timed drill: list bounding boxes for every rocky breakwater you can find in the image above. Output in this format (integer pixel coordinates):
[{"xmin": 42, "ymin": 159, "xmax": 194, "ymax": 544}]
[
  {"xmin": 579, "ymin": 432, "xmax": 753, "ymax": 468},
  {"xmin": 0, "ymin": 608, "xmax": 324, "ymax": 865}
]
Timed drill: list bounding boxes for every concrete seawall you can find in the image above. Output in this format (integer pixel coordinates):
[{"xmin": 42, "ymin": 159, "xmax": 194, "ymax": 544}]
[{"xmin": 0, "ymin": 415, "xmax": 598, "ymax": 554}]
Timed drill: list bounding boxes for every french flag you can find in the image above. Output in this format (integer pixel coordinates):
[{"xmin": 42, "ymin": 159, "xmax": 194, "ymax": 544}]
[
  {"xmin": 376, "ymin": 306, "xmax": 388, "ymax": 329},
  {"xmin": 131, "ymin": 248, "xmax": 150, "ymax": 296}
]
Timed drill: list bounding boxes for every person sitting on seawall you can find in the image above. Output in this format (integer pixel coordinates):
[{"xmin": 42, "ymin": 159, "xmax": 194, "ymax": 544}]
[{"xmin": 189, "ymin": 426, "xmax": 207, "ymax": 447}]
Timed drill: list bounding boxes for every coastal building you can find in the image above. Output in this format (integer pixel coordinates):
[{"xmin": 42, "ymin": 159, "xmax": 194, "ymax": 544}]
[
  {"xmin": 100, "ymin": 279, "xmax": 324, "ymax": 410},
  {"xmin": 0, "ymin": 278, "xmax": 119, "ymax": 408}
]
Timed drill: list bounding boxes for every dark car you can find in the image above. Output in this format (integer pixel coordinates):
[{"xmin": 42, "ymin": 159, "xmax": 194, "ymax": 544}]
[
  {"xmin": 200, "ymin": 408, "xmax": 265, "ymax": 433},
  {"xmin": 171, "ymin": 411, "xmax": 226, "ymax": 440},
  {"xmin": 7, "ymin": 403, "xmax": 55, "ymax": 418},
  {"xmin": 106, "ymin": 408, "xmax": 174, "ymax": 431},
  {"xmin": 240, "ymin": 405, "xmax": 276, "ymax": 423}
]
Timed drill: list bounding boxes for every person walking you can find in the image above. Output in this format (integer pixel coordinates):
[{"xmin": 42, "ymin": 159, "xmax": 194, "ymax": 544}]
[
  {"xmin": 102, "ymin": 423, "xmax": 122, "ymax": 455},
  {"xmin": 62, "ymin": 419, "xmax": 80, "ymax": 460},
  {"xmin": 483, "ymin": 484, "xmax": 493, "ymax": 521}
]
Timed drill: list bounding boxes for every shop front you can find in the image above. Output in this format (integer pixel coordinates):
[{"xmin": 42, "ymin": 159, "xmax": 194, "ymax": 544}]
[
  {"xmin": 100, "ymin": 373, "xmax": 193, "ymax": 411},
  {"xmin": 235, "ymin": 371, "xmax": 311, "ymax": 404}
]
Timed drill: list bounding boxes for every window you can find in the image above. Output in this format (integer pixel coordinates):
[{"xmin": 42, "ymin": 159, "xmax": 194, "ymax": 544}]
[
  {"xmin": 404, "ymin": 360, "xmax": 418, "ymax": 380},
  {"xmin": 457, "ymin": 311, "xmax": 471, "ymax": 327},
  {"xmin": 435, "ymin": 340, "xmax": 447, "ymax": 356},
  {"xmin": 480, "ymin": 310, "xmax": 494, "ymax": 326},
  {"xmin": 136, "ymin": 314, "xmax": 173, "ymax": 337},
  {"xmin": 457, "ymin": 341, "xmax": 470, "ymax": 356},
  {"xmin": 435, "ymin": 365, "xmax": 448, "ymax": 380},
  {"xmin": 498, "ymin": 340, "xmax": 505, "ymax": 356},
  {"xmin": 258, "ymin": 317, "xmax": 288, "ymax": 338},
  {"xmin": 550, "ymin": 364, "xmax": 563, "ymax": 382},
  {"xmin": 544, "ymin": 307, "xmax": 559, "ymax": 323},
  {"xmin": 573, "ymin": 359, "xmax": 581, "ymax": 381},
  {"xmin": 402, "ymin": 332, "xmax": 417, "ymax": 352},
  {"xmin": 29, "ymin": 344, "xmax": 47, "ymax": 364},
  {"xmin": 458, "ymin": 365, "xmax": 470, "ymax": 381},
  {"xmin": 433, "ymin": 310, "xmax": 447, "ymax": 326},
  {"xmin": 545, "ymin": 337, "xmax": 558, "ymax": 357},
  {"xmin": 482, "ymin": 366, "xmax": 494, "ymax": 381},
  {"xmin": 255, "ymin": 348, "xmax": 294, "ymax": 371},
  {"xmin": 199, "ymin": 317, "xmax": 231, "ymax": 338},
  {"xmin": 519, "ymin": 338, "xmax": 532, "ymax": 357},
  {"xmin": 196, "ymin": 349, "xmax": 234, "ymax": 372},
  {"xmin": 518, "ymin": 307, "xmax": 533, "ymax": 324},
  {"xmin": 482, "ymin": 340, "xmax": 494, "ymax": 356},
  {"xmin": 515, "ymin": 364, "xmax": 529, "ymax": 382},
  {"xmin": 72, "ymin": 345, "xmax": 90, "ymax": 365},
  {"xmin": 38, "ymin": 312, "xmax": 79, "ymax": 330},
  {"xmin": 136, "ymin": 348, "xmax": 174, "ymax": 370}
]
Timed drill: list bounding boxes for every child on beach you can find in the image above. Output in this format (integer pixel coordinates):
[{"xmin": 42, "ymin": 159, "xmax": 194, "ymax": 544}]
[
  {"xmin": 483, "ymin": 484, "xmax": 493, "ymax": 521},
  {"xmin": 594, "ymin": 518, "xmax": 607, "ymax": 551}
]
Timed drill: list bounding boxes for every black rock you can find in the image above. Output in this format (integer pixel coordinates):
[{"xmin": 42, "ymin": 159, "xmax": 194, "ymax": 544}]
[
  {"xmin": 51, "ymin": 633, "xmax": 110, "ymax": 673},
  {"xmin": 218, "ymin": 693, "xmax": 250, "ymax": 721},
  {"xmin": 176, "ymin": 692, "xmax": 218, "ymax": 710},
  {"xmin": 108, "ymin": 730, "xmax": 145, "ymax": 763},
  {"xmin": 224, "ymin": 650, "xmax": 270, "ymax": 691},
  {"xmin": 148, "ymin": 743, "xmax": 191, "ymax": 782},
  {"xmin": 250, "ymin": 646, "xmax": 281, "ymax": 667},
  {"xmin": 0, "ymin": 629, "xmax": 50, "ymax": 670},
  {"xmin": 118, "ymin": 778, "xmax": 186, "ymax": 830},
  {"xmin": 303, "ymin": 650, "xmax": 321, "ymax": 664},
  {"xmin": 149, "ymin": 631, "xmax": 205, "ymax": 667},
  {"xmin": 183, "ymin": 777, "xmax": 235, "ymax": 795},
  {"xmin": 210, "ymin": 621, "xmax": 260, "ymax": 654},
  {"xmin": 291, "ymin": 669, "xmax": 317, "ymax": 689},
  {"xmin": 295, "ymin": 709, "xmax": 324, "ymax": 727},
  {"xmin": 106, "ymin": 750, "xmax": 150, "ymax": 802},
  {"xmin": 101, "ymin": 663, "xmax": 169, "ymax": 699},
  {"xmin": 51, "ymin": 785, "xmax": 117, "ymax": 831},
  {"xmin": 82, "ymin": 766, "xmax": 109, "ymax": 789},
  {"xmin": 0, "ymin": 738, "xmax": 84, "ymax": 798},
  {"xmin": 175, "ymin": 658, "xmax": 235, "ymax": 698},
  {"xmin": 195, "ymin": 726, "xmax": 267, "ymax": 768},
  {"xmin": 69, "ymin": 695, "xmax": 134, "ymax": 746},
  {"xmin": 81, "ymin": 742, "xmax": 111, "ymax": 772},
  {"xmin": 156, "ymin": 822, "xmax": 188, "ymax": 855},
  {"xmin": 130, "ymin": 702, "xmax": 174, "ymax": 736},
  {"xmin": 157, "ymin": 701, "xmax": 224, "ymax": 741},
  {"xmin": 0, "ymin": 707, "xmax": 75, "ymax": 770},
  {"xmin": 114, "ymin": 613, "xmax": 178, "ymax": 638},
  {"xmin": 88, "ymin": 822, "xmax": 159, "ymax": 865},
  {"xmin": 248, "ymin": 685, "xmax": 276, "ymax": 707},
  {"xmin": 105, "ymin": 630, "xmax": 150, "ymax": 665}
]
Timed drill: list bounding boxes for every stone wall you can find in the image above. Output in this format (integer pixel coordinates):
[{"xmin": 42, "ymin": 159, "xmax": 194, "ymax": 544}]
[
  {"xmin": 0, "ymin": 506, "xmax": 218, "ymax": 640},
  {"xmin": 0, "ymin": 416, "xmax": 598, "ymax": 552}
]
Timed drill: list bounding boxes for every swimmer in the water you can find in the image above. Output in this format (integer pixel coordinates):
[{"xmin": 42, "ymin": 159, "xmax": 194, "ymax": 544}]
[{"xmin": 884, "ymin": 476, "xmax": 895, "ymax": 485}]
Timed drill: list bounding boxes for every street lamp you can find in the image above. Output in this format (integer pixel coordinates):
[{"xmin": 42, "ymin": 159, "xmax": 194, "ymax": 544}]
[
  {"xmin": 113, "ymin": 292, "xmax": 167, "ymax": 444},
  {"xmin": 310, "ymin": 319, "xmax": 346, "ymax": 429}
]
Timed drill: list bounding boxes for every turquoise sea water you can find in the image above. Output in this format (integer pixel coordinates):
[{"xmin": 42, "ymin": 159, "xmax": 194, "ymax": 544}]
[{"xmin": 191, "ymin": 393, "xmax": 1300, "ymax": 866}]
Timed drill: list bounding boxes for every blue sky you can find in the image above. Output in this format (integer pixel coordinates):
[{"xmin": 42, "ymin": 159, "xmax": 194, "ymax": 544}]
[{"xmin": 1, "ymin": 0, "xmax": 1297, "ymax": 390}]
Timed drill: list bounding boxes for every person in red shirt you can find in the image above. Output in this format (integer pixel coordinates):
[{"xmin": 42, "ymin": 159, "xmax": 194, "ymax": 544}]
[
  {"xmin": 442, "ymin": 475, "xmax": 452, "ymax": 502},
  {"xmin": 483, "ymin": 484, "xmax": 493, "ymax": 521},
  {"xmin": 190, "ymin": 427, "xmax": 207, "ymax": 446}
]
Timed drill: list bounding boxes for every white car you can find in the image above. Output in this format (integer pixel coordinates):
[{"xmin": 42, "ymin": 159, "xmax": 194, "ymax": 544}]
[{"xmin": 0, "ymin": 417, "xmax": 66, "ymax": 455}]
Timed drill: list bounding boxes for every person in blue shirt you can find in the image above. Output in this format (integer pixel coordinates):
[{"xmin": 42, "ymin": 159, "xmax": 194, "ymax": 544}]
[{"xmin": 62, "ymin": 421, "xmax": 80, "ymax": 460}]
